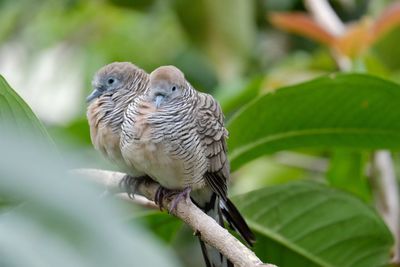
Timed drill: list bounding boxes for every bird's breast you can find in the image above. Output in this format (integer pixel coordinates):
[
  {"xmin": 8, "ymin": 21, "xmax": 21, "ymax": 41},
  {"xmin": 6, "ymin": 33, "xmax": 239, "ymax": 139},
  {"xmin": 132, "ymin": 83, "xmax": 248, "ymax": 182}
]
[
  {"xmin": 121, "ymin": 100, "xmax": 207, "ymax": 190},
  {"xmin": 124, "ymin": 140, "xmax": 188, "ymax": 190},
  {"xmin": 87, "ymin": 99, "xmax": 123, "ymax": 164}
]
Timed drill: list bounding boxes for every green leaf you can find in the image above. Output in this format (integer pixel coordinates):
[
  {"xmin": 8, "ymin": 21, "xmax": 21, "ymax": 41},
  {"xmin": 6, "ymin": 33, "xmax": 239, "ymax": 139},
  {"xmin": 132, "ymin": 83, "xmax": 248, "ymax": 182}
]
[
  {"xmin": 0, "ymin": 75, "xmax": 53, "ymax": 143},
  {"xmin": 0, "ymin": 128, "xmax": 181, "ymax": 267},
  {"xmin": 134, "ymin": 212, "xmax": 183, "ymax": 243},
  {"xmin": 227, "ymin": 73, "xmax": 400, "ymax": 171},
  {"xmin": 327, "ymin": 150, "xmax": 371, "ymax": 201},
  {"xmin": 233, "ymin": 181, "xmax": 393, "ymax": 267},
  {"xmin": 219, "ymin": 75, "xmax": 264, "ymax": 115},
  {"xmin": 107, "ymin": 0, "xmax": 156, "ymax": 11}
]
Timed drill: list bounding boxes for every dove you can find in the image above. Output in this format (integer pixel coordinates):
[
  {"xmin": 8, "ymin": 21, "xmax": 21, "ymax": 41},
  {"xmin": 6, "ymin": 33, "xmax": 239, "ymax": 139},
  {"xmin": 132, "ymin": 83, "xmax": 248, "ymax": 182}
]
[
  {"xmin": 87, "ymin": 62, "xmax": 150, "ymax": 190},
  {"xmin": 120, "ymin": 65, "xmax": 255, "ymax": 267}
]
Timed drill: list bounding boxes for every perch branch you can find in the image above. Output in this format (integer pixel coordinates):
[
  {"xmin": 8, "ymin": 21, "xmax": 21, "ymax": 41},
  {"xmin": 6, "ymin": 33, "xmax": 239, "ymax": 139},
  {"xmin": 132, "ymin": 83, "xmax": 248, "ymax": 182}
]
[{"xmin": 72, "ymin": 168, "xmax": 276, "ymax": 267}]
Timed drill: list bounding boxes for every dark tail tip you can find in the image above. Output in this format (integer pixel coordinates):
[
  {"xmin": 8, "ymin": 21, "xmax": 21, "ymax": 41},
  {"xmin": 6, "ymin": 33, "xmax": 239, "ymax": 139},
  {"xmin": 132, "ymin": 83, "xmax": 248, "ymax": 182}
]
[{"xmin": 221, "ymin": 198, "xmax": 256, "ymax": 246}]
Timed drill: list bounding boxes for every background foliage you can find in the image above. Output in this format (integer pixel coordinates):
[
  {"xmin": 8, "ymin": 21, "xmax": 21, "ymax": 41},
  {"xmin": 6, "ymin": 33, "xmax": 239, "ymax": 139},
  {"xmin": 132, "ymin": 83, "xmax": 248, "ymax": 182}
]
[{"xmin": 1, "ymin": 0, "xmax": 400, "ymax": 266}]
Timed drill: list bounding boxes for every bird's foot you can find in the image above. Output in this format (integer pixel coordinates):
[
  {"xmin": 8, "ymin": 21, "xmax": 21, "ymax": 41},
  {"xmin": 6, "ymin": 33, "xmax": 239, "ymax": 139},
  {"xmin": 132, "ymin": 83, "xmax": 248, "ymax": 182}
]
[
  {"xmin": 120, "ymin": 174, "xmax": 151, "ymax": 199},
  {"xmin": 168, "ymin": 187, "xmax": 192, "ymax": 213},
  {"xmin": 154, "ymin": 186, "xmax": 192, "ymax": 213},
  {"xmin": 154, "ymin": 186, "xmax": 168, "ymax": 210}
]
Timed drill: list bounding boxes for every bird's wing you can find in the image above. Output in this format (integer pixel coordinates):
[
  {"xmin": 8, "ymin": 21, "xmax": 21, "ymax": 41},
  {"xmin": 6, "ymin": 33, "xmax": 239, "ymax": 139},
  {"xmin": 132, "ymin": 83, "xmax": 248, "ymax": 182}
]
[
  {"xmin": 196, "ymin": 93, "xmax": 229, "ymax": 200},
  {"xmin": 196, "ymin": 92, "xmax": 255, "ymax": 247}
]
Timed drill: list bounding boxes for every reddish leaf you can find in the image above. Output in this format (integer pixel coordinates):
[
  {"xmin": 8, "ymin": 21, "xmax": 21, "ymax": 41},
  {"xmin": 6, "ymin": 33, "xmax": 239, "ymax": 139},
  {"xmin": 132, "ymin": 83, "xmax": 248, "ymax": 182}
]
[
  {"xmin": 269, "ymin": 12, "xmax": 334, "ymax": 45},
  {"xmin": 334, "ymin": 20, "xmax": 371, "ymax": 58},
  {"xmin": 371, "ymin": 2, "xmax": 400, "ymax": 43}
]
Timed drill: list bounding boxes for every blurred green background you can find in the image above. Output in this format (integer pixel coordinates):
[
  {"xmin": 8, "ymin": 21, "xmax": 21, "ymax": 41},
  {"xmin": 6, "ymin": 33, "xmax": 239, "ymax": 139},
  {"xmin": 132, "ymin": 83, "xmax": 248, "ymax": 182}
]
[{"xmin": 1, "ymin": 0, "xmax": 400, "ymax": 266}]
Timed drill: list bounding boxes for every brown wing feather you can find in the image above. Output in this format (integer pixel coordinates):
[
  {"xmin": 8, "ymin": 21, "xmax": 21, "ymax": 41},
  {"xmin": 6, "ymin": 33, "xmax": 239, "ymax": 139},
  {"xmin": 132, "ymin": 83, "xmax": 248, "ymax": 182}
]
[
  {"xmin": 197, "ymin": 93, "xmax": 229, "ymax": 199},
  {"xmin": 197, "ymin": 92, "xmax": 255, "ymax": 247}
]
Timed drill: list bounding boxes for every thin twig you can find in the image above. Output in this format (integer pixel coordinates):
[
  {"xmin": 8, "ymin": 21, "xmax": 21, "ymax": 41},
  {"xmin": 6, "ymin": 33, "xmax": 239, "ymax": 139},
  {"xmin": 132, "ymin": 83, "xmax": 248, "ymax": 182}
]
[
  {"xmin": 304, "ymin": 0, "xmax": 346, "ymax": 36},
  {"xmin": 373, "ymin": 151, "xmax": 400, "ymax": 262},
  {"xmin": 304, "ymin": 0, "xmax": 353, "ymax": 71},
  {"xmin": 72, "ymin": 168, "xmax": 276, "ymax": 267}
]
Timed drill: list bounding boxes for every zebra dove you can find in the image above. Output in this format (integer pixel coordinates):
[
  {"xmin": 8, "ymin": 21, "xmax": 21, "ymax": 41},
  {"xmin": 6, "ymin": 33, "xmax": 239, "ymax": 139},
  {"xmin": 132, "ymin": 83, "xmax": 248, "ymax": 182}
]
[
  {"xmin": 120, "ymin": 65, "xmax": 255, "ymax": 267},
  {"xmin": 87, "ymin": 62, "xmax": 149, "ymax": 176}
]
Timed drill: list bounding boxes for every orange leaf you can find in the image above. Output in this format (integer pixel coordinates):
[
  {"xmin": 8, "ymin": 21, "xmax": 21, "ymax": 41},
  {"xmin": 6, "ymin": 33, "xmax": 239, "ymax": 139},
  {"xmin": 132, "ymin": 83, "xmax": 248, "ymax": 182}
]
[
  {"xmin": 269, "ymin": 12, "xmax": 335, "ymax": 45},
  {"xmin": 371, "ymin": 2, "xmax": 400, "ymax": 43},
  {"xmin": 334, "ymin": 20, "xmax": 371, "ymax": 58}
]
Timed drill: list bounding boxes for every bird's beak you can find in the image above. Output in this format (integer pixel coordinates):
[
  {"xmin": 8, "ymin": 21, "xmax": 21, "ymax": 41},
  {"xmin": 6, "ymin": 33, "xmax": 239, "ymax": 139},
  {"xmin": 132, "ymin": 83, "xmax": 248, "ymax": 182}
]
[
  {"xmin": 86, "ymin": 89, "xmax": 102, "ymax": 103},
  {"xmin": 155, "ymin": 94, "xmax": 165, "ymax": 109}
]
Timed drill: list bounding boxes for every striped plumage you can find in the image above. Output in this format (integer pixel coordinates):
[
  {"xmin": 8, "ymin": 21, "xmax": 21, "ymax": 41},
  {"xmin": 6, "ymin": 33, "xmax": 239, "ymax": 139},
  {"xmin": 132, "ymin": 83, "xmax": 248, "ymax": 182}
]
[
  {"xmin": 120, "ymin": 65, "xmax": 255, "ymax": 267},
  {"xmin": 87, "ymin": 62, "xmax": 149, "ymax": 171},
  {"xmin": 121, "ymin": 83, "xmax": 209, "ymax": 190}
]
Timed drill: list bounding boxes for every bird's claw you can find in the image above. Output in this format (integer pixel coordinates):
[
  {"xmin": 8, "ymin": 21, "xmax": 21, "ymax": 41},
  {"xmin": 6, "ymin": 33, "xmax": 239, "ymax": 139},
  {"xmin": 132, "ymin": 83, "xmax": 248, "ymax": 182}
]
[
  {"xmin": 154, "ymin": 186, "xmax": 191, "ymax": 213},
  {"xmin": 120, "ymin": 175, "xmax": 150, "ymax": 199},
  {"xmin": 169, "ymin": 186, "xmax": 191, "ymax": 213}
]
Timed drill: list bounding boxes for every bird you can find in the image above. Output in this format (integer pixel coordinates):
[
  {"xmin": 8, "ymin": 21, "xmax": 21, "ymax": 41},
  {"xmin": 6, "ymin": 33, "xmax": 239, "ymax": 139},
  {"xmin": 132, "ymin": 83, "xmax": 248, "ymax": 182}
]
[
  {"xmin": 120, "ymin": 65, "xmax": 255, "ymax": 267},
  {"xmin": 86, "ymin": 62, "xmax": 150, "ymax": 189}
]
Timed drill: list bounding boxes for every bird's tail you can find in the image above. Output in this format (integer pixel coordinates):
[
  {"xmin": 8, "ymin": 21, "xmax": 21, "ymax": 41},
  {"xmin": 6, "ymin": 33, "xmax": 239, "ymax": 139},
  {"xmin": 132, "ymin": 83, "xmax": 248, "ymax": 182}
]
[{"xmin": 191, "ymin": 190, "xmax": 255, "ymax": 267}]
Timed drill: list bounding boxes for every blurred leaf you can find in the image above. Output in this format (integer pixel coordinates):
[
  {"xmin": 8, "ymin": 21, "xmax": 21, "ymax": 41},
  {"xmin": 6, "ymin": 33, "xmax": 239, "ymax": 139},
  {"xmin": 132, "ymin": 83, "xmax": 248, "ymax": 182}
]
[
  {"xmin": 173, "ymin": 48, "xmax": 218, "ymax": 92},
  {"xmin": 308, "ymin": 49, "xmax": 337, "ymax": 71},
  {"xmin": 0, "ymin": 75, "xmax": 53, "ymax": 144},
  {"xmin": 48, "ymin": 117, "xmax": 92, "ymax": 147},
  {"xmin": 269, "ymin": 12, "xmax": 334, "ymax": 45},
  {"xmin": 371, "ymin": 2, "xmax": 400, "ymax": 43},
  {"xmin": 231, "ymin": 155, "xmax": 306, "ymax": 195},
  {"xmin": 270, "ymin": 3, "xmax": 400, "ymax": 59},
  {"xmin": 0, "ymin": 127, "xmax": 181, "ymax": 267},
  {"xmin": 173, "ymin": 0, "xmax": 255, "ymax": 82},
  {"xmin": 263, "ymin": 0, "xmax": 302, "ymax": 11},
  {"xmin": 327, "ymin": 150, "xmax": 371, "ymax": 201},
  {"xmin": 362, "ymin": 53, "xmax": 390, "ymax": 78},
  {"xmin": 172, "ymin": 0, "xmax": 208, "ymax": 46},
  {"xmin": 234, "ymin": 181, "xmax": 393, "ymax": 267},
  {"xmin": 373, "ymin": 26, "xmax": 400, "ymax": 70},
  {"xmin": 134, "ymin": 212, "xmax": 183, "ymax": 243},
  {"xmin": 108, "ymin": 0, "xmax": 156, "ymax": 11},
  {"xmin": 219, "ymin": 75, "xmax": 263, "ymax": 115},
  {"xmin": 333, "ymin": 21, "xmax": 371, "ymax": 58},
  {"xmin": 228, "ymin": 74, "xmax": 400, "ymax": 171}
]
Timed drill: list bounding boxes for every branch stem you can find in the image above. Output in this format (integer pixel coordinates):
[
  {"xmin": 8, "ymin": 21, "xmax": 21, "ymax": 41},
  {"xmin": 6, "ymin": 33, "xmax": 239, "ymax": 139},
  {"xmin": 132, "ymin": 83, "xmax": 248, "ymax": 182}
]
[{"xmin": 73, "ymin": 168, "xmax": 276, "ymax": 267}]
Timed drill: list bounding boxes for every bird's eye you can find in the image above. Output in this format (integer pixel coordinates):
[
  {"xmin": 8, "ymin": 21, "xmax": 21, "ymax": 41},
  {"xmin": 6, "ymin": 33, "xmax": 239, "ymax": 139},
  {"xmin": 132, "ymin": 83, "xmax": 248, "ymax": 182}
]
[
  {"xmin": 107, "ymin": 78, "xmax": 115, "ymax": 85},
  {"xmin": 172, "ymin": 86, "xmax": 176, "ymax": 91}
]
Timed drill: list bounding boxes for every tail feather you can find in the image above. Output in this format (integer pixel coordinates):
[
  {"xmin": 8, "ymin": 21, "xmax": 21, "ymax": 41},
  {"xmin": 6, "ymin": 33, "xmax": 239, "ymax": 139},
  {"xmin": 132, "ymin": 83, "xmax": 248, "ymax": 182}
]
[
  {"xmin": 199, "ymin": 239, "xmax": 212, "ymax": 267},
  {"xmin": 198, "ymin": 238, "xmax": 233, "ymax": 267},
  {"xmin": 220, "ymin": 198, "xmax": 255, "ymax": 247},
  {"xmin": 191, "ymin": 191, "xmax": 233, "ymax": 267},
  {"xmin": 191, "ymin": 190, "xmax": 254, "ymax": 267}
]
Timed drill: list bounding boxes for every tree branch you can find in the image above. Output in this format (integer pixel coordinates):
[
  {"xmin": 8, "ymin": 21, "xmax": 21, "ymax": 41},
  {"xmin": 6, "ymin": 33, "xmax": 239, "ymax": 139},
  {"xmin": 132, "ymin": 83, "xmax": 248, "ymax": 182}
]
[
  {"xmin": 304, "ymin": 0, "xmax": 352, "ymax": 71},
  {"xmin": 373, "ymin": 151, "xmax": 400, "ymax": 262},
  {"xmin": 304, "ymin": 0, "xmax": 345, "ymax": 37},
  {"xmin": 72, "ymin": 168, "xmax": 276, "ymax": 267}
]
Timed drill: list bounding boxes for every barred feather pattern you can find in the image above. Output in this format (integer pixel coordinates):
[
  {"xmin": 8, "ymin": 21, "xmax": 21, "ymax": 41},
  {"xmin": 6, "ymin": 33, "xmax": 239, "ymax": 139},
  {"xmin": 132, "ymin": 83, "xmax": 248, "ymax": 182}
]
[
  {"xmin": 87, "ymin": 66, "xmax": 148, "ymax": 167},
  {"xmin": 121, "ymin": 75, "xmax": 254, "ymax": 267},
  {"xmin": 121, "ymin": 82, "xmax": 211, "ymax": 189}
]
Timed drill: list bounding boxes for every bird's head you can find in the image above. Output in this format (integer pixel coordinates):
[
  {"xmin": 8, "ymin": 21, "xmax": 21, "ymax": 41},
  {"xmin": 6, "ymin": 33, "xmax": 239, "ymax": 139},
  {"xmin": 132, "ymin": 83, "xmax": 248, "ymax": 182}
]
[
  {"xmin": 87, "ymin": 62, "xmax": 139, "ymax": 103},
  {"xmin": 148, "ymin": 65, "xmax": 186, "ymax": 108}
]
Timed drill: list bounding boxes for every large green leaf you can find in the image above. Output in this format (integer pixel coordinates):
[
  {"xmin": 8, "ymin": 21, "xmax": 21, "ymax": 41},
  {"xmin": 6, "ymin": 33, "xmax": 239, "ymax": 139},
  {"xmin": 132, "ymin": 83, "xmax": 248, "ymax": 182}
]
[
  {"xmin": 327, "ymin": 150, "xmax": 371, "ymax": 201},
  {"xmin": 0, "ymin": 75, "xmax": 181, "ymax": 266},
  {"xmin": 227, "ymin": 73, "xmax": 400, "ymax": 170},
  {"xmin": 0, "ymin": 128, "xmax": 181, "ymax": 267},
  {"xmin": 133, "ymin": 212, "xmax": 183, "ymax": 244},
  {"xmin": 0, "ymin": 75, "xmax": 53, "ymax": 143},
  {"xmin": 233, "ymin": 181, "xmax": 393, "ymax": 267}
]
